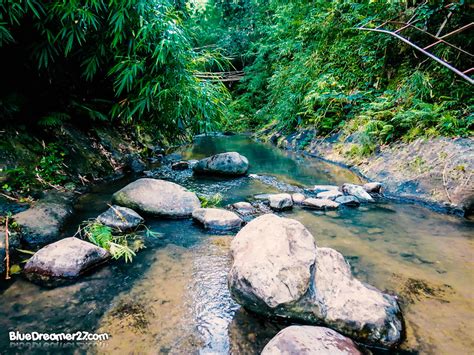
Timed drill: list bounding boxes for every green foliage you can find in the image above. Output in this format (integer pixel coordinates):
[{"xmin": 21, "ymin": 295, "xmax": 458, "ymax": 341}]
[
  {"xmin": 36, "ymin": 143, "xmax": 68, "ymax": 185},
  {"xmin": 79, "ymin": 220, "xmax": 144, "ymax": 263},
  {"xmin": 198, "ymin": 193, "xmax": 223, "ymax": 207},
  {"xmin": 196, "ymin": 0, "xmax": 472, "ymax": 148},
  {"xmin": 0, "ymin": 0, "xmax": 230, "ymax": 140},
  {"xmin": 2, "ymin": 167, "xmax": 33, "ymax": 194},
  {"xmin": 2, "ymin": 142, "xmax": 68, "ymax": 193}
]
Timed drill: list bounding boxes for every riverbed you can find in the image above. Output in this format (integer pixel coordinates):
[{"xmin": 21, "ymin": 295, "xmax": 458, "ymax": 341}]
[{"xmin": 0, "ymin": 135, "xmax": 473, "ymax": 354}]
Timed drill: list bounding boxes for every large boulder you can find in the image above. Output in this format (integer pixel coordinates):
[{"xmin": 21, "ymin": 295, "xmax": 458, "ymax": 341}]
[
  {"xmin": 342, "ymin": 183, "xmax": 374, "ymax": 203},
  {"xmin": 228, "ymin": 214, "xmax": 403, "ymax": 347},
  {"xmin": 192, "ymin": 208, "xmax": 243, "ymax": 232},
  {"xmin": 14, "ymin": 191, "xmax": 74, "ymax": 249},
  {"xmin": 23, "ymin": 237, "xmax": 109, "ymax": 286},
  {"xmin": 112, "ymin": 178, "xmax": 200, "ymax": 218},
  {"xmin": 229, "ymin": 214, "xmax": 316, "ymax": 309},
  {"xmin": 96, "ymin": 205, "xmax": 144, "ymax": 231},
  {"xmin": 193, "ymin": 152, "xmax": 249, "ymax": 176},
  {"xmin": 269, "ymin": 193, "xmax": 293, "ymax": 211},
  {"xmin": 261, "ymin": 326, "xmax": 361, "ymax": 355}
]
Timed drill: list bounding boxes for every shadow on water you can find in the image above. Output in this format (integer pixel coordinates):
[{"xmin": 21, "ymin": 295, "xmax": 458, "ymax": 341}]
[{"xmin": 0, "ymin": 135, "xmax": 472, "ymax": 354}]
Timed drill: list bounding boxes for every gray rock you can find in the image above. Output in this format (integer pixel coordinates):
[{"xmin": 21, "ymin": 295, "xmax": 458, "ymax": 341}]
[
  {"xmin": 193, "ymin": 152, "xmax": 249, "ymax": 176},
  {"xmin": 96, "ymin": 205, "xmax": 144, "ymax": 231},
  {"xmin": 311, "ymin": 185, "xmax": 339, "ymax": 193},
  {"xmin": 261, "ymin": 326, "xmax": 361, "ymax": 355},
  {"xmin": 171, "ymin": 161, "xmax": 190, "ymax": 170},
  {"xmin": 228, "ymin": 214, "xmax": 402, "ymax": 347},
  {"xmin": 317, "ymin": 190, "xmax": 343, "ymax": 200},
  {"xmin": 363, "ymin": 182, "xmax": 383, "ymax": 194},
  {"xmin": 269, "ymin": 193, "xmax": 293, "ymax": 211},
  {"xmin": 124, "ymin": 153, "xmax": 147, "ymax": 173},
  {"xmin": 302, "ymin": 198, "xmax": 339, "ymax": 210},
  {"xmin": 23, "ymin": 237, "xmax": 109, "ymax": 286},
  {"xmin": 342, "ymin": 183, "xmax": 374, "ymax": 202},
  {"xmin": 254, "ymin": 194, "xmax": 272, "ymax": 201},
  {"xmin": 0, "ymin": 228, "xmax": 20, "ymax": 275},
  {"xmin": 313, "ymin": 247, "xmax": 402, "ymax": 346},
  {"xmin": 112, "ymin": 178, "xmax": 201, "ymax": 218},
  {"xmin": 229, "ymin": 215, "xmax": 316, "ymax": 309},
  {"xmin": 231, "ymin": 202, "xmax": 256, "ymax": 216},
  {"xmin": 188, "ymin": 159, "xmax": 199, "ymax": 169},
  {"xmin": 192, "ymin": 208, "xmax": 243, "ymax": 232},
  {"xmin": 291, "ymin": 193, "xmax": 306, "ymax": 204},
  {"xmin": 14, "ymin": 192, "xmax": 74, "ymax": 249},
  {"xmin": 335, "ymin": 195, "xmax": 360, "ymax": 207}
]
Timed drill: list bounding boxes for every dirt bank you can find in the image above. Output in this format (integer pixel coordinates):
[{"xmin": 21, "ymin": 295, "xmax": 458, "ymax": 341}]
[{"xmin": 262, "ymin": 129, "xmax": 473, "ymax": 216}]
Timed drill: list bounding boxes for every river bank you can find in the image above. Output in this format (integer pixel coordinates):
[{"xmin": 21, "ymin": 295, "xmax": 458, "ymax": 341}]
[{"xmin": 258, "ymin": 128, "xmax": 474, "ymax": 217}]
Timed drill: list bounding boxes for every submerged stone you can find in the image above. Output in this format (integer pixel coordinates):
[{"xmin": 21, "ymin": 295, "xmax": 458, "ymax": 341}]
[
  {"xmin": 335, "ymin": 195, "xmax": 361, "ymax": 207},
  {"xmin": 302, "ymin": 198, "xmax": 339, "ymax": 210}
]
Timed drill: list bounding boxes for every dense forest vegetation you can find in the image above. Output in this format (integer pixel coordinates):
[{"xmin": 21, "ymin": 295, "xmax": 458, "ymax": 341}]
[
  {"xmin": 191, "ymin": 0, "xmax": 473, "ymax": 153},
  {"xmin": 0, "ymin": 0, "xmax": 472, "ymax": 191},
  {"xmin": 0, "ymin": 0, "xmax": 228, "ymax": 140}
]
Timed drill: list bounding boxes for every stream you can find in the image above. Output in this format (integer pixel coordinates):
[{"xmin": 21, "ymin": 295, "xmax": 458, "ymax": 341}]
[{"xmin": 0, "ymin": 135, "xmax": 473, "ymax": 354}]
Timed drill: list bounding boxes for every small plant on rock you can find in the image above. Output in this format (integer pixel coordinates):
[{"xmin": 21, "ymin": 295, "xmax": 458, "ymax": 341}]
[
  {"xmin": 78, "ymin": 220, "xmax": 158, "ymax": 263},
  {"xmin": 198, "ymin": 193, "xmax": 223, "ymax": 208}
]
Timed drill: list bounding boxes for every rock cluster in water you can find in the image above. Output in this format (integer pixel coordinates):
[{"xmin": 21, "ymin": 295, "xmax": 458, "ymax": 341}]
[
  {"xmin": 247, "ymin": 178, "xmax": 384, "ymax": 214},
  {"xmin": 228, "ymin": 214, "xmax": 403, "ymax": 348}
]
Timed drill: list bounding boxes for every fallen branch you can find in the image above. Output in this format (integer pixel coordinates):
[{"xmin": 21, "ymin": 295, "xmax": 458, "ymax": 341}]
[
  {"xmin": 35, "ymin": 173, "xmax": 63, "ymax": 191},
  {"xmin": 5, "ymin": 216, "xmax": 10, "ymax": 280},
  {"xmin": 0, "ymin": 192, "xmax": 19, "ymax": 202}
]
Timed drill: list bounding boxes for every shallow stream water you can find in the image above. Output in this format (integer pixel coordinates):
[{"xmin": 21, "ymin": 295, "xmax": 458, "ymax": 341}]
[{"xmin": 0, "ymin": 135, "xmax": 473, "ymax": 354}]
